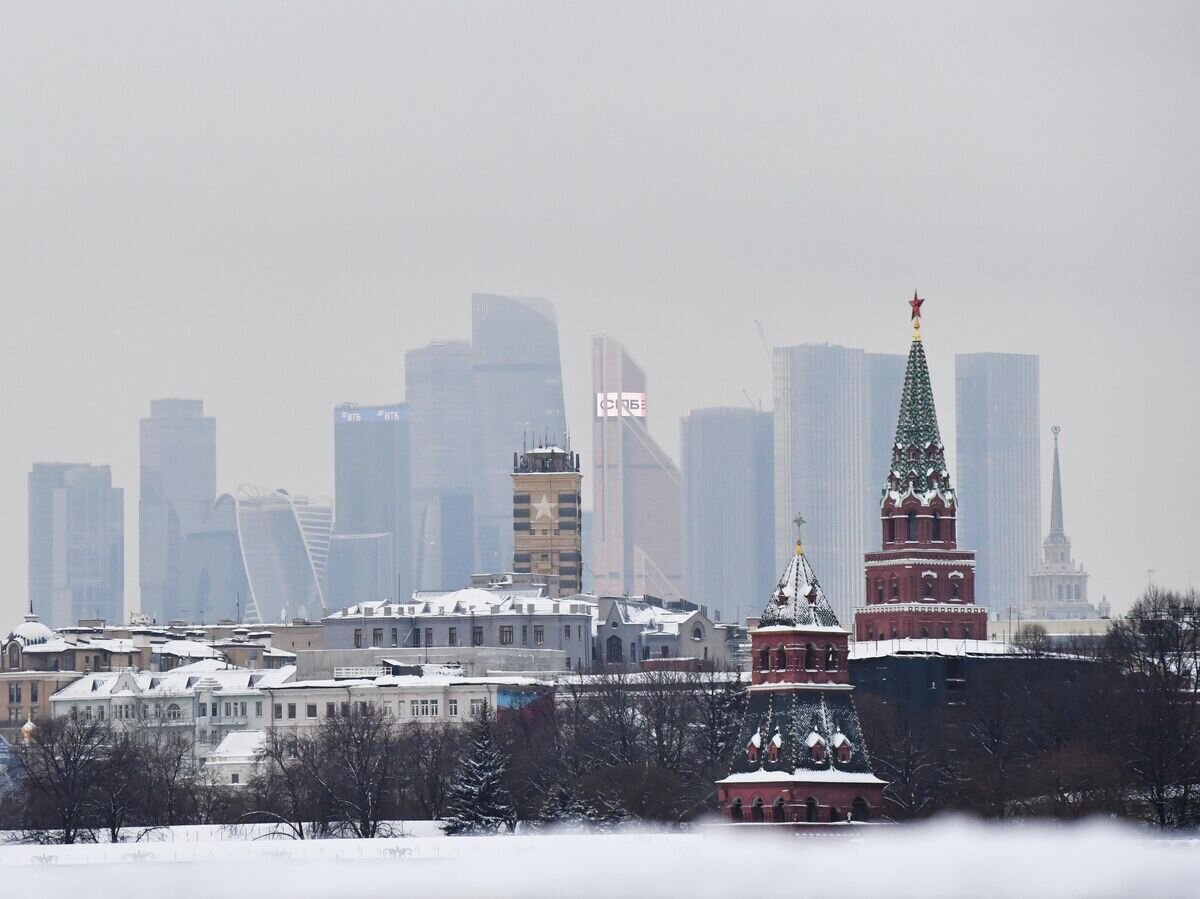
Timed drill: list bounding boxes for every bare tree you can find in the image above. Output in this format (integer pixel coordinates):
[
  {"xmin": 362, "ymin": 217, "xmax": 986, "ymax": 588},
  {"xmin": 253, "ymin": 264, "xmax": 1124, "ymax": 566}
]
[{"xmin": 16, "ymin": 715, "xmax": 108, "ymax": 843}]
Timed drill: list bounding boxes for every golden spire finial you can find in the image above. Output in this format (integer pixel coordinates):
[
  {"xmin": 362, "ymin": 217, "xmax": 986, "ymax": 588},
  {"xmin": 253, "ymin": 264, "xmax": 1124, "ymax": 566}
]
[
  {"xmin": 793, "ymin": 514, "xmax": 806, "ymax": 555},
  {"xmin": 909, "ymin": 291, "xmax": 925, "ymax": 341}
]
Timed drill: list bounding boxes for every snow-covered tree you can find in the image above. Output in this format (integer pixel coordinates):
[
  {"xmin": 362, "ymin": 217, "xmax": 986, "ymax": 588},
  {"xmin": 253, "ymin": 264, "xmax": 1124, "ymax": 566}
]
[{"xmin": 442, "ymin": 704, "xmax": 515, "ymax": 835}]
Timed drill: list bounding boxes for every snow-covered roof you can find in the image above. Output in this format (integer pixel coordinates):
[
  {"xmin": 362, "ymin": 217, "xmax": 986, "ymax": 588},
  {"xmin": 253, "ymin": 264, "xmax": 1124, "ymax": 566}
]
[
  {"xmin": 327, "ymin": 590, "xmax": 595, "ymax": 621},
  {"xmin": 758, "ymin": 549, "xmax": 843, "ymax": 631},
  {"xmin": 849, "ymin": 638, "xmax": 1012, "ymax": 660},
  {"xmin": 7, "ymin": 617, "xmax": 55, "ymax": 646},
  {"xmin": 50, "ymin": 663, "xmax": 296, "ymax": 702},
  {"xmin": 716, "ymin": 768, "xmax": 885, "ymax": 786},
  {"xmin": 206, "ymin": 730, "xmax": 265, "ymax": 764},
  {"xmin": 607, "ymin": 600, "xmax": 696, "ymax": 634},
  {"xmin": 269, "ymin": 672, "xmax": 549, "ymax": 691}
]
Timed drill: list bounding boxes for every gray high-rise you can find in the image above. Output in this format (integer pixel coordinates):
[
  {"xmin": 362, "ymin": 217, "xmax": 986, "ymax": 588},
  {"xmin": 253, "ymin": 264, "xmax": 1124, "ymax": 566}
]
[
  {"xmin": 772, "ymin": 345, "xmax": 906, "ymax": 623},
  {"xmin": 471, "ymin": 294, "xmax": 567, "ymax": 575},
  {"xmin": 28, "ymin": 463, "xmax": 124, "ymax": 629},
  {"xmin": 681, "ymin": 407, "xmax": 773, "ymax": 625},
  {"xmin": 333, "ymin": 403, "xmax": 412, "ymax": 603},
  {"xmin": 955, "ymin": 353, "xmax": 1042, "ymax": 614},
  {"xmin": 406, "ymin": 340, "xmax": 475, "ymax": 590},
  {"xmin": 139, "ymin": 399, "xmax": 216, "ymax": 623}
]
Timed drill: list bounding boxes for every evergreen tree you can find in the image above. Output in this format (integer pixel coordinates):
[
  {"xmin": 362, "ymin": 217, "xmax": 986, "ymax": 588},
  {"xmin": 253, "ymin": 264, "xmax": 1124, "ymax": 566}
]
[
  {"xmin": 537, "ymin": 781, "xmax": 600, "ymax": 831},
  {"xmin": 442, "ymin": 705, "xmax": 515, "ymax": 835}
]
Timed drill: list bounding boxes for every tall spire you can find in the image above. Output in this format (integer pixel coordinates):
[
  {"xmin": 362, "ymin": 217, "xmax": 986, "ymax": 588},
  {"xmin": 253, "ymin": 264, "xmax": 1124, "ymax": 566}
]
[
  {"xmin": 1049, "ymin": 426, "xmax": 1064, "ymax": 536},
  {"xmin": 893, "ymin": 294, "xmax": 942, "ymax": 449}
]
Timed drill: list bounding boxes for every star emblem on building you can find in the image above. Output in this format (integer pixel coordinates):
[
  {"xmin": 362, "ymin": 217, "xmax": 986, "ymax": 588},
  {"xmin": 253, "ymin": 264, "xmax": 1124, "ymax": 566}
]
[{"xmin": 532, "ymin": 494, "xmax": 556, "ymax": 521}]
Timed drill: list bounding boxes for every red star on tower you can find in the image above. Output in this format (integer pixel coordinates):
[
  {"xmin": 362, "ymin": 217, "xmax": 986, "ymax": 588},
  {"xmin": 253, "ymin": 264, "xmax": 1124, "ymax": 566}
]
[{"xmin": 909, "ymin": 291, "xmax": 925, "ymax": 322}]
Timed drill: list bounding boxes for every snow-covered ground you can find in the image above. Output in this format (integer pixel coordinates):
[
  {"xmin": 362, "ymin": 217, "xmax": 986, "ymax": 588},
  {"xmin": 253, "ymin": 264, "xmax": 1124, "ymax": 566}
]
[{"xmin": 3, "ymin": 819, "xmax": 1199, "ymax": 898}]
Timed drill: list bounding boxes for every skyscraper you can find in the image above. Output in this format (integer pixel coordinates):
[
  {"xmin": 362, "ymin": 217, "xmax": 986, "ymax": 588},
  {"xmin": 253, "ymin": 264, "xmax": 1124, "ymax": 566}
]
[
  {"xmin": 139, "ymin": 399, "xmax": 216, "ymax": 624},
  {"xmin": 472, "ymin": 294, "xmax": 567, "ymax": 575},
  {"xmin": 955, "ymin": 353, "xmax": 1041, "ymax": 614},
  {"xmin": 333, "ymin": 403, "xmax": 412, "ymax": 602},
  {"xmin": 234, "ymin": 486, "xmax": 332, "ymax": 624},
  {"xmin": 178, "ymin": 494, "xmax": 250, "ymax": 624},
  {"xmin": 28, "ymin": 463, "xmax": 124, "ymax": 629},
  {"xmin": 592, "ymin": 334, "xmax": 683, "ymax": 600},
  {"xmin": 772, "ymin": 346, "xmax": 907, "ymax": 625},
  {"xmin": 326, "ymin": 533, "xmax": 394, "ymax": 608},
  {"xmin": 512, "ymin": 444, "xmax": 583, "ymax": 597},
  {"xmin": 681, "ymin": 407, "xmax": 774, "ymax": 625},
  {"xmin": 406, "ymin": 340, "xmax": 475, "ymax": 591}
]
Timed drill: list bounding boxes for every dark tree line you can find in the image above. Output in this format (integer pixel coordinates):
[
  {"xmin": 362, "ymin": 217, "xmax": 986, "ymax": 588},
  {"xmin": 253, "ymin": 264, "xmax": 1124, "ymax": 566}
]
[{"xmin": 861, "ymin": 587, "xmax": 1200, "ymax": 828}]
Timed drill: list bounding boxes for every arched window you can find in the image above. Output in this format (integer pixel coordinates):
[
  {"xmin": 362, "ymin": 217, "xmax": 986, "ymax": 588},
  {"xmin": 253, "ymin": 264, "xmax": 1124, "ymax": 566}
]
[
  {"xmin": 887, "ymin": 518, "xmax": 895, "ymax": 544},
  {"xmin": 922, "ymin": 579, "xmax": 934, "ymax": 598},
  {"xmin": 825, "ymin": 645, "xmax": 837, "ymax": 671},
  {"xmin": 692, "ymin": 626, "xmax": 704, "ymax": 641},
  {"xmin": 730, "ymin": 798, "xmax": 743, "ymax": 822},
  {"xmin": 891, "ymin": 579, "xmax": 900, "ymax": 599},
  {"xmin": 951, "ymin": 580, "xmax": 960, "ymax": 599},
  {"xmin": 829, "ymin": 805, "xmax": 841, "ymax": 823},
  {"xmin": 814, "ymin": 645, "xmax": 826, "ymax": 670},
  {"xmin": 804, "ymin": 644, "xmax": 816, "ymax": 670},
  {"xmin": 851, "ymin": 797, "xmax": 869, "ymax": 822},
  {"xmin": 920, "ymin": 627, "xmax": 930, "ymax": 638},
  {"xmin": 837, "ymin": 741, "xmax": 851, "ymax": 763},
  {"xmin": 941, "ymin": 626, "xmax": 950, "ymax": 639},
  {"xmin": 962, "ymin": 624, "xmax": 973, "ymax": 639},
  {"xmin": 605, "ymin": 635, "xmax": 623, "ymax": 663},
  {"xmin": 906, "ymin": 511, "xmax": 917, "ymax": 541},
  {"xmin": 166, "ymin": 703, "xmax": 182, "ymax": 720},
  {"xmin": 776, "ymin": 647, "xmax": 787, "ymax": 670},
  {"xmin": 772, "ymin": 797, "xmax": 786, "ymax": 822},
  {"xmin": 805, "ymin": 797, "xmax": 818, "ymax": 823},
  {"xmin": 876, "ymin": 581, "xmax": 884, "ymax": 603},
  {"xmin": 751, "ymin": 798, "xmax": 765, "ymax": 823},
  {"xmin": 759, "ymin": 647, "xmax": 770, "ymax": 671},
  {"xmin": 932, "ymin": 511, "xmax": 942, "ymax": 541}
]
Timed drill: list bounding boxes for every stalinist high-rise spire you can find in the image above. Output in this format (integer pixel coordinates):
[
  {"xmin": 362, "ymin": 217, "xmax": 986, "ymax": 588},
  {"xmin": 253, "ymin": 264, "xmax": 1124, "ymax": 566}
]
[{"xmin": 1030, "ymin": 427, "xmax": 1102, "ymax": 618}]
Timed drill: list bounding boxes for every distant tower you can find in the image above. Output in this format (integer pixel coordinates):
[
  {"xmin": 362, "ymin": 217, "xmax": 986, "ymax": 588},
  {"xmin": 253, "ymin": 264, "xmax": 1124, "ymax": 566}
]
[
  {"xmin": 955, "ymin": 351, "xmax": 1042, "ymax": 613},
  {"xmin": 1029, "ymin": 428, "xmax": 1097, "ymax": 618},
  {"xmin": 592, "ymin": 334, "xmax": 683, "ymax": 600},
  {"xmin": 681, "ymin": 407, "xmax": 774, "ymax": 625},
  {"xmin": 717, "ymin": 524, "xmax": 885, "ymax": 826},
  {"xmin": 855, "ymin": 295, "xmax": 988, "ymax": 642},
  {"xmin": 139, "ymin": 399, "xmax": 216, "ymax": 623},
  {"xmin": 28, "ymin": 463, "xmax": 124, "ymax": 629},
  {"xmin": 512, "ymin": 441, "xmax": 583, "ymax": 597}
]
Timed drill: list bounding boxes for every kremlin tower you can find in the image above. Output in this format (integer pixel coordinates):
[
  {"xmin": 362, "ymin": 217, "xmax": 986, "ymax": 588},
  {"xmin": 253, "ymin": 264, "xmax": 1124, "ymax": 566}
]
[
  {"xmin": 716, "ymin": 526, "xmax": 885, "ymax": 826},
  {"xmin": 854, "ymin": 295, "xmax": 988, "ymax": 642}
]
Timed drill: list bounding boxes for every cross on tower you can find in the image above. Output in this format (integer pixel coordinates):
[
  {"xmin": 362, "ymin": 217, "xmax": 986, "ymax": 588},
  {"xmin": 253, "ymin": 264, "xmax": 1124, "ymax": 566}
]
[{"xmin": 793, "ymin": 514, "xmax": 805, "ymax": 550}]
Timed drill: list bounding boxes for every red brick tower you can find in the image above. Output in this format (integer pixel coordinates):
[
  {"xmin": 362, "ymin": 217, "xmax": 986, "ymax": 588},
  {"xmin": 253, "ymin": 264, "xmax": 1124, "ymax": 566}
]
[
  {"xmin": 716, "ymin": 530, "xmax": 885, "ymax": 826},
  {"xmin": 854, "ymin": 295, "xmax": 988, "ymax": 642}
]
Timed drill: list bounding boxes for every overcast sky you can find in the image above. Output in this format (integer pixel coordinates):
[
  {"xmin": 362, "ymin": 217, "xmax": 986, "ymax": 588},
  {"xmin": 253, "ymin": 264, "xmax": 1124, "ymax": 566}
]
[{"xmin": 2, "ymin": 2, "xmax": 1197, "ymax": 626}]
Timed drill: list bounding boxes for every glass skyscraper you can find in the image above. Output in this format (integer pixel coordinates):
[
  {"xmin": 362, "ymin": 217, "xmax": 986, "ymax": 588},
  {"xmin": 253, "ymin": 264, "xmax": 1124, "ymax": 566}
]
[
  {"xmin": 471, "ymin": 294, "xmax": 567, "ymax": 574},
  {"xmin": 28, "ymin": 463, "xmax": 124, "ymax": 629},
  {"xmin": 681, "ymin": 407, "xmax": 774, "ymax": 625},
  {"xmin": 955, "ymin": 352, "xmax": 1042, "ymax": 615},
  {"xmin": 592, "ymin": 334, "xmax": 683, "ymax": 600},
  {"xmin": 406, "ymin": 340, "xmax": 475, "ymax": 590},
  {"xmin": 139, "ymin": 398, "xmax": 216, "ymax": 624},
  {"xmin": 333, "ymin": 403, "xmax": 412, "ymax": 603}
]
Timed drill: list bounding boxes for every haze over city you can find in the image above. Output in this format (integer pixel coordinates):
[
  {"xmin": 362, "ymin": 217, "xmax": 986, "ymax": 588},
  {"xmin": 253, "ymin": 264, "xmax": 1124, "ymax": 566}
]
[{"xmin": 3, "ymin": 1, "xmax": 1198, "ymax": 627}]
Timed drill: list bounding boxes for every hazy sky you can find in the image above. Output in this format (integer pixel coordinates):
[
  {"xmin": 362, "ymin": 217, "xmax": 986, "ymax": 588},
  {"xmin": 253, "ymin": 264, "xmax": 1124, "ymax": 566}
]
[{"xmin": 2, "ymin": 2, "xmax": 1197, "ymax": 627}]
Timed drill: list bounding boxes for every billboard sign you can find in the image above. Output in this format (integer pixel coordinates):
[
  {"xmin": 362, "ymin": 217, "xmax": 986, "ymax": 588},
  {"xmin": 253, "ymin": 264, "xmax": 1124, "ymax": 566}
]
[
  {"xmin": 595, "ymin": 392, "xmax": 647, "ymax": 418},
  {"xmin": 335, "ymin": 405, "xmax": 408, "ymax": 424}
]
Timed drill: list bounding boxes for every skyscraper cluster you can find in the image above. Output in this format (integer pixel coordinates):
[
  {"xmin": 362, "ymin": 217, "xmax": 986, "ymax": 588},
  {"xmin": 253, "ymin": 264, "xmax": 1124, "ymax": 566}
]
[{"xmin": 27, "ymin": 293, "xmax": 1062, "ymax": 631}]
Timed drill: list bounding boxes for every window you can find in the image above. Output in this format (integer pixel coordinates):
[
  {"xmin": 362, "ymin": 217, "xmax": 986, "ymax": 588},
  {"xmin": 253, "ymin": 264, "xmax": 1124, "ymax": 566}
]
[
  {"xmin": 240, "ymin": 702, "xmax": 247, "ymax": 716},
  {"xmin": 730, "ymin": 798, "xmax": 743, "ymax": 822},
  {"xmin": 932, "ymin": 511, "xmax": 942, "ymax": 541},
  {"xmin": 211, "ymin": 702, "xmax": 219, "ymax": 717},
  {"xmin": 758, "ymin": 647, "xmax": 770, "ymax": 671},
  {"xmin": 448, "ymin": 699, "xmax": 458, "ymax": 716},
  {"xmin": 751, "ymin": 798, "xmax": 765, "ymax": 823},
  {"xmin": 473, "ymin": 626, "xmax": 484, "ymax": 646},
  {"xmin": 353, "ymin": 628, "xmax": 363, "ymax": 648},
  {"xmin": 287, "ymin": 703, "xmax": 297, "ymax": 720},
  {"xmin": 578, "ymin": 625, "xmax": 583, "ymax": 641},
  {"xmin": 826, "ymin": 646, "xmax": 837, "ymax": 670},
  {"xmin": 340, "ymin": 702, "xmax": 350, "ymax": 716},
  {"xmin": 166, "ymin": 703, "xmax": 181, "ymax": 720},
  {"xmin": 521, "ymin": 625, "xmax": 528, "ymax": 646},
  {"xmin": 804, "ymin": 644, "xmax": 816, "ymax": 670},
  {"xmin": 8, "ymin": 684, "xmax": 20, "ymax": 703},
  {"xmin": 231, "ymin": 774, "xmax": 240, "ymax": 785},
  {"xmin": 772, "ymin": 798, "xmax": 785, "ymax": 822},
  {"xmin": 534, "ymin": 625, "xmax": 544, "ymax": 645},
  {"xmin": 448, "ymin": 627, "xmax": 458, "ymax": 647},
  {"xmin": 887, "ymin": 517, "xmax": 896, "ymax": 543},
  {"xmin": 413, "ymin": 629, "xmax": 421, "ymax": 647},
  {"xmin": 906, "ymin": 510, "xmax": 917, "ymax": 541},
  {"xmin": 923, "ymin": 580, "xmax": 934, "ymax": 598},
  {"xmin": 256, "ymin": 701, "xmax": 263, "ymax": 717},
  {"xmin": 776, "ymin": 647, "xmax": 787, "ymax": 669},
  {"xmin": 805, "ymin": 798, "xmax": 818, "ymax": 823},
  {"xmin": 391, "ymin": 628, "xmax": 398, "ymax": 646},
  {"xmin": 410, "ymin": 700, "xmax": 419, "ymax": 717},
  {"xmin": 424, "ymin": 628, "xmax": 434, "ymax": 647},
  {"xmin": 852, "ymin": 797, "xmax": 869, "ymax": 822},
  {"xmin": 941, "ymin": 626, "xmax": 950, "ymax": 639},
  {"xmin": 564, "ymin": 625, "xmax": 571, "ymax": 640},
  {"xmin": 951, "ymin": 581, "xmax": 961, "ymax": 599},
  {"xmin": 198, "ymin": 703, "xmax": 207, "ymax": 718},
  {"xmin": 372, "ymin": 628, "xmax": 383, "ymax": 647},
  {"xmin": 470, "ymin": 698, "xmax": 484, "ymax": 717},
  {"xmin": 30, "ymin": 682, "xmax": 38, "ymax": 702},
  {"xmin": 430, "ymin": 700, "xmax": 439, "ymax": 717},
  {"xmin": 420, "ymin": 699, "xmax": 429, "ymax": 717},
  {"xmin": 225, "ymin": 702, "xmax": 232, "ymax": 717},
  {"xmin": 98, "ymin": 707, "xmax": 105, "ymax": 720},
  {"xmin": 326, "ymin": 702, "xmax": 336, "ymax": 718},
  {"xmin": 306, "ymin": 704, "xmax": 317, "ymax": 719},
  {"xmin": 499, "ymin": 626, "xmax": 514, "ymax": 645}
]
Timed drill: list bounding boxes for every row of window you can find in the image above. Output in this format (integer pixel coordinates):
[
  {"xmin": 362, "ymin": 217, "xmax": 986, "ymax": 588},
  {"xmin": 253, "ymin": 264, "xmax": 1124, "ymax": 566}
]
[
  {"xmin": 271, "ymin": 697, "xmax": 485, "ymax": 721},
  {"xmin": 6, "ymin": 683, "xmax": 39, "ymax": 703},
  {"xmin": 864, "ymin": 624, "xmax": 974, "ymax": 640},
  {"xmin": 353, "ymin": 623, "xmax": 585, "ymax": 649},
  {"xmin": 754, "ymin": 644, "xmax": 839, "ymax": 672},
  {"xmin": 730, "ymin": 796, "xmax": 869, "ymax": 823}
]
